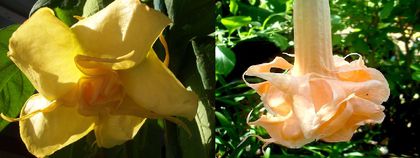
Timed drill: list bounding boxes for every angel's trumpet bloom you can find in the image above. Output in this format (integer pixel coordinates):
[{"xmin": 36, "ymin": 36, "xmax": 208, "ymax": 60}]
[
  {"xmin": 3, "ymin": 0, "xmax": 198, "ymax": 157},
  {"xmin": 244, "ymin": 0, "xmax": 389, "ymax": 148}
]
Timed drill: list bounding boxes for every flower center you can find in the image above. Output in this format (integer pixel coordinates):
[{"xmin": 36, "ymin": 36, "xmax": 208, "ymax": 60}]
[
  {"xmin": 74, "ymin": 55, "xmax": 125, "ymax": 116},
  {"xmin": 77, "ymin": 72, "xmax": 124, "ymax": 116}
]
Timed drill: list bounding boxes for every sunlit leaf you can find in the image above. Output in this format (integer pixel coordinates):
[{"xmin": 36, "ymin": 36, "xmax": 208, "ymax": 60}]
[
  {"xmin": 216, "ymin": 45, "xmax": 236, "ymax": 76},
  {"xmin": 178, "ymin": 101, "xmax": 214, "ymax": 158},
  {"xmin": 411, "ymin": 71, "xmax": 420, "ymax": 81},
  {"xmin": 155, "ymin": 0, "xmax": 215, "ymax": 157},
  {"xmin": 221, "ymin": 16, "xmax": 252, "ymax": 30},
  {"xmin": 259, "ymin": 33, "xmax": 289, "ymax": 51},
  {"xmin": 379, "ymin": 1, "xmax": 394, "ymax": 20},
  {"xmin": 229, "ymin": 0, "xmax": 239, "ymax": 15},
  {"xmin": 410, "ymin": 64, "xmax": 420, "ymax": 71}
]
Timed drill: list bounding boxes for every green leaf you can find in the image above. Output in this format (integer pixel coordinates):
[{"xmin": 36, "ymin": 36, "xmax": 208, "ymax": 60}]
[
  {"xmin": 379, "ymin": 1, "xmax": 394, "ymax": 20},
  {"xmin": 54, "ymin": 7, "xmax": 79, "ymax": 26},
  {"xmin": 260, "ymin": 33, "xmax": 289, "ymax": 51},
  {"xmin": 216, "ymin": 45, "xmax": 236, "ymax": 76},
  {"xmin": 178, "ymin": 101, "xmax": 214, "ymax": 158},
  {"xmin": 215, "ymin": 111, "xmax": 230, "ymax": 127},
  {"xmin": 30, "ymin": 0, "xmax": 85, "ymax": 26},
  {"xmin": 0, "ymin": 25, "xmax": 35, "ymax": 132},
  {"xmin": 30, "ymin": 0, "xmax": 86, "ymax": 16},
  {"xmin": 332, "ymin": 34, "xmax": 343, "ymax": 46},
  {"xmin": 411, "ymin": 71, "xmax": 420, "ymax": 81},
  {"xmin": 221, "ymin": 16, "xmax": 252, "ymax": 30},
  {"xmin": 30, "ymin": 0, "xmax": 58, "ymax": 16},
  {"xmin": 83, "ymin": 0, "xmax": 113, "ymax": 17},
  {"xmin": 266, "ymin": 0, "xmax": 287, "ymax": 12},
  {"xmin": 229, "ymin": 0, "xmax": 239, "ymax": 15},
  {"xmin": 155, "ymin": 1, "xmax": 215, "ymax": 157},
  {"xmin": 350, "ymin": 38, "xmax": 370, "ymax": 53},
  {"xmin": 236, "ymin": 2, "xmax": 272, "ymax": 23},
  {"xmin": 410, "ymin": 64, "xmax": 420, "ymax": 71},
  {"xmin": 263, "ymin": 147, "xmax": 271, "ymax": 158}
]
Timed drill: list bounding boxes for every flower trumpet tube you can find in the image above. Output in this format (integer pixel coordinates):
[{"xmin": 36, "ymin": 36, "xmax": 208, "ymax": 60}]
[
  {"xmin": 243, "ymin": 0, "xmax": 390, "ymax": 148},
  {"xmin": 3, "ymin": 0, "xmax": 198, "ymax": 157}
]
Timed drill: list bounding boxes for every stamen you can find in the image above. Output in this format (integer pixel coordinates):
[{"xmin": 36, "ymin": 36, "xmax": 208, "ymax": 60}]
[{"xmin": 159, "ymin": 35, "xmax": 170, "ymax": 67}]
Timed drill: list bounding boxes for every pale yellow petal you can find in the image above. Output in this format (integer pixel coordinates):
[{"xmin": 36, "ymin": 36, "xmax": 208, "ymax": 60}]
[
  {"xmin": 94, "ymin": 114, "xmax": 145, "ymax": 148},
  {"xmin": 112, "ymin": 96, "xmax": 161, "ymax": 119},
  {"xmin": 20, "ymin": 94, "xmax": 95, "ymax": 157},
  {"xmin": 8, "ymin": 8, "xmax": 83, "ymax": 100},
  {"xmin": 71, "ymin": 0, "xmax": 171, "ymax": 64},
  {"xmin": 119, "ymin": 50, "xmax": 198, "ymax": 120}
]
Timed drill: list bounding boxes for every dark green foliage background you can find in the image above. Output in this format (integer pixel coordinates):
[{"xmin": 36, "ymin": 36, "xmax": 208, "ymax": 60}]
[{"xmin": 216, "ymin": 0, "xmax": 419, "ymax": 157}]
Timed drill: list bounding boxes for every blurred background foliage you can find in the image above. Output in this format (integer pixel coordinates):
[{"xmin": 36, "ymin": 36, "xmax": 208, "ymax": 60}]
[
  {"xmin": 0, "ymin": 0, "xmax": 214, "ymax": 157},
  {"xmin": 216, "ymin": 0, "xmax": 419, "ymax": 157}
]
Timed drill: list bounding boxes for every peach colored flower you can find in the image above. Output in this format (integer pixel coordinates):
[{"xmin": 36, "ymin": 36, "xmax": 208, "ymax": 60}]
[{"xmin": 243, "ymin": 0, "xmax": 389, "ymax": 148}]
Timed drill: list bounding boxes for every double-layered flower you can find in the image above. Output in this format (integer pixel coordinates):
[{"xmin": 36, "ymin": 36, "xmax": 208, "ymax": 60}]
[
  {"xmin": 244, "ymin": 0, "xmax": 389, "ymax": 148},
  {"xmin": 5, "ymin": 0, "xmax": 198, "ymax": 157}
]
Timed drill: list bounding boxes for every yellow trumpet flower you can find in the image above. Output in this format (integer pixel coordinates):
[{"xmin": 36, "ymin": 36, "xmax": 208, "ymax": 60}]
[
  {"xmin": 244, "ymin": 0, "xmax": 389, "ymax": 148},
  {"xmin": 4, "ymin": 0, "xmax": 198, "ymax": 157}
]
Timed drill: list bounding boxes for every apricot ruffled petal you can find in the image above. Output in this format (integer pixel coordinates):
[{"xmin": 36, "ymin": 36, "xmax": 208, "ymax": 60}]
[
  {"xmin": 244, "ymin": 55, "xmax": 389, "ymax": 148},
  {"xmin": 250, "ymin": 115, "xmax": 313, "ymax": 148}
]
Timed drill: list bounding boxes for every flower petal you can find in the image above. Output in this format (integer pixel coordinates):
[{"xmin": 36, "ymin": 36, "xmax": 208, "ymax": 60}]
[
  {"xmin": 261, "ymin": 86, "xmax": 292, "ymax": 118},
  {"xmin": 251, "ymin": 115, "xmax": 313, "ymax": 148},
  {"xmin": 245, "ymin": 57, "xmax": 293, "ymax": 75},
  {"xmin": 71, "ymin": 0, "xmax": 171, "ymax": 65},
  {"xmin": 322, "ymin": 96, "xmax": 385, "ymax": 142},
  {"xmin": 348, "ymin": 96, "xmax": 385, "ymax": 124},
  {"xmin": 243, "ymin": 57, "xmax": 293, "ymax": 95},
  {"xmin": 314, "ymin": 102, "xmax": 353, "ymax": 138},
  {"xmin": 112, "ymin": 96, "xmax": 161, "ymax": 119},
  {"xmin": 119, "ymin": 50, "xmax": 198, "ymax": 120},
  {"xmin": 8, "ymin": 8, "xmax": 83, "ymax": 100},
  {"xmin": 20, "ymin": 94, "xmax": 95, "ymax": 157},
  {"xmin": 94, "ymin": 115, "xmax": 145, "ymax": 148},
  {"xmin": 321, "ymin": 125, "xmax": 356, "ymax": 142}
]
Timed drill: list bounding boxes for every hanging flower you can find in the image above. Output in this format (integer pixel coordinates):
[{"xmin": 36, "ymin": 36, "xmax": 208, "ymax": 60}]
[
  {"xmin": 243, "ymin": 0, "xmax": 389, "ymax": 148},
  {"xmin": 3, "ymin": 0, "xmax": 198, "ymax": 157}
]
